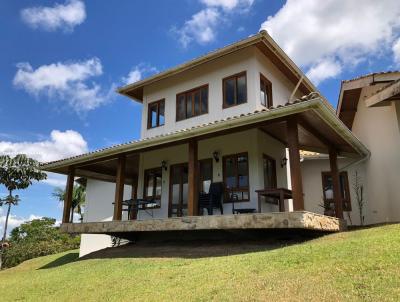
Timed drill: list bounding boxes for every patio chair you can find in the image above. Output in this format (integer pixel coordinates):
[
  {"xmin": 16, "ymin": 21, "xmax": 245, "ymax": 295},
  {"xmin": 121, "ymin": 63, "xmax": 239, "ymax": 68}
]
[
  {"xmin": 199, "ymin": 182, "xmax": 224, "ymax": 215},
  {"xmin": 230, "ymin": 193, "xmax": 256, "ymax": 214}
]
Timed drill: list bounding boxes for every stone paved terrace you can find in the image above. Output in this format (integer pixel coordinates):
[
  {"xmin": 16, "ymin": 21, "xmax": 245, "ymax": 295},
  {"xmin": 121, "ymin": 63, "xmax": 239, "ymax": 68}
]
[{"xmin": 60, "ymin": 211, "xmax": 346, "ymax": 235}]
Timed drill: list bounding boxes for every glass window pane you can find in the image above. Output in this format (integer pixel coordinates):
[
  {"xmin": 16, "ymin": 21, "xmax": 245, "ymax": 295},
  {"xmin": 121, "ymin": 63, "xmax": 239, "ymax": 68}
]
[
  {"xmin": 237, "ymin": 75, "xmax": 247, "ymax": 104},
  {"xmin": 324, "ymin": 175, "xmax": 333, "ymax": 199},
  {"xmin": 224, "ymin": 78, "xmax": 235, "ymax": 106},
  {"xmin": 147, "ymin": 176, "xmax": 154, "ymax": 197},
  {"xmin": 155, "ymin": 175, "xmax": 162, "ymax": 197},
  {"xmin": 260, "ymin": 80, "xmax": 266, "ymax": 106},
  {"xmin": 225, "ymin": 157, "xmax": 236, "ymax": 188},
  {"xmin": 186, "ymin": 94, "xmax": 193, "ymax": 118},
  {"xmin": 194, "ymin": 91, "xmax": 201, "ymax": 116},
  {"xmin": 177, "ymin": 95, "xmax": 186, "ymax": 121},
  {"xmin": 237, "ymin": 155, "xmax": 248, "ymax": 187},
  {"xmin": 159, "ymin": 101, "xmax": 165, "ymax": 126},
  {"xmin": 149, "ymin": 104, "xmax": 157, "ymax": 128},
  {"xmin": 201, "ymin": 87, "xmax": 208, "ymax": 114}
]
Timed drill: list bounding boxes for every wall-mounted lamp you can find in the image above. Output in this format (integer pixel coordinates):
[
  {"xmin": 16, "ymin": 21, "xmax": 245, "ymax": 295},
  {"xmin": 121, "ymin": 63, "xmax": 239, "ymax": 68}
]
[
  {"xmin": 161, "ymin": 160, "xmax": 168, "ymax": 171},
  {"xmin": 213, "ymin": 151, "xmax": 220, "ymax": 163},
  {"xmin": 280, "ymin": 156, "xmax": 288, "ymax": 168}
]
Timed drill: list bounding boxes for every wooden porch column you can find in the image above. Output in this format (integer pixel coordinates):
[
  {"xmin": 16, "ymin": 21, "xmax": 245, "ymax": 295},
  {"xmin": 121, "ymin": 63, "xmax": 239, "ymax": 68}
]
[
  {"xmin": 113, "ymin": 155, "xmax": 126, "ymax": 221},
  {"xmin": 62, "ymin": 167, "xmax": 75, "ymax": 223},
  {"xmin": 188, "ymin": 140, "xmax": 199, "ymax": 216},
  {"xmin": 286, "ymin": 118, "xmax": 304, "ymax": 211},
  {"xmin": 329, "ymin": 148, "xmax": 343, "ymax": 219}
]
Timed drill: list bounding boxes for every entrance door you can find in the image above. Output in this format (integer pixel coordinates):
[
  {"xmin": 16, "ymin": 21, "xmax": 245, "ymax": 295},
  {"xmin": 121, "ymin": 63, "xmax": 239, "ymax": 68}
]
[{"xmin": 169, "ymin": 163, "xmax": 188, "ymax": 217}]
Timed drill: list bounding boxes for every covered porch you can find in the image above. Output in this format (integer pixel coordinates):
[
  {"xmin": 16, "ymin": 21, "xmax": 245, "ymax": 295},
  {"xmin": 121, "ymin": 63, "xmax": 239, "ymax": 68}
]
[{"xmin": 41, "ymin": 95, "xmax": 369, "ymax": 234}]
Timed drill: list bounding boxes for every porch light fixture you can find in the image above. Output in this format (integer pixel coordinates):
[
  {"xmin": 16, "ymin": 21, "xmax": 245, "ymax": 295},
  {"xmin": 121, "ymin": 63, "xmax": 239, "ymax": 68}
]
[
  {"xmin": 213, "ymin": 151, "xmax": 220, "ymax": 162},
  {"xmin": 161, "ymin": 160, "xmax": 168, "ymax": 171},
  {"xmin": 280, "ymin": 156, "xmax": 288, "ymax": 168}
]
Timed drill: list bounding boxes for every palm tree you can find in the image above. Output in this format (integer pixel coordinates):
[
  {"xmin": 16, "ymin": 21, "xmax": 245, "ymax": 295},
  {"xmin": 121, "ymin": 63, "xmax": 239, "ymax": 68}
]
[{"xmin": 53, "ymin": 184, "xmax": 86, "ymax": 223}]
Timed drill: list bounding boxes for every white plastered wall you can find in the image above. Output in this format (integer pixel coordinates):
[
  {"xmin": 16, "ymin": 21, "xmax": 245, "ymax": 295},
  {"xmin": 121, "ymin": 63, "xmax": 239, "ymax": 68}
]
[
  {"xmin": 141, "ymin": 46, "xmax": 299, "ymax": 139},
  {"xmin": 350, "ymin": 85, "xmax": 400, "ymax": 224},
  {"xmin": 301, "ymin": 158, "xmax": 366, "ymax": 226}
]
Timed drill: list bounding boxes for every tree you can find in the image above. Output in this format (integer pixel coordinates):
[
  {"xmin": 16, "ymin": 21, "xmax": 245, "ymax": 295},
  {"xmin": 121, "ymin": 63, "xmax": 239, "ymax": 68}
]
[
  {"xmin": 53, "ymin": 184, "xmax": 85, "ymax": 222},
  {"xmin": 0, "ymin": 154, "xmax": 47, "ymax": 269}
]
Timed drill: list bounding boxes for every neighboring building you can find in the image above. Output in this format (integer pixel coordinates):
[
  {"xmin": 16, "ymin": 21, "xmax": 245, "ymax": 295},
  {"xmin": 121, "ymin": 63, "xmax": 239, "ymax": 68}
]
[
  {"xmin": 41, "ymin": 31, "xmax": 370, "ymax": 257},
  {"xmin": 302, "ymin": 72, "xmax": 400, "ymax": 225}
]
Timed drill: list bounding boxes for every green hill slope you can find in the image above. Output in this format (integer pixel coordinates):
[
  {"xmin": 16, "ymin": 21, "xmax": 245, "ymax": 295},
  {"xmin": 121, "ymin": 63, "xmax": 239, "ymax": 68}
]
[{"xmin": 0, "ymin": 224, "xmax": 399, "ymax": 301}]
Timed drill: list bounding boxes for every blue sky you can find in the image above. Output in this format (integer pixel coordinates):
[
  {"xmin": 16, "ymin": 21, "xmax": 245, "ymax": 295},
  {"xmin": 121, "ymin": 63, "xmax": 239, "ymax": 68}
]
[{"xmin": 1, "ymin": 0, "xmax": 400, "ymax": 234}]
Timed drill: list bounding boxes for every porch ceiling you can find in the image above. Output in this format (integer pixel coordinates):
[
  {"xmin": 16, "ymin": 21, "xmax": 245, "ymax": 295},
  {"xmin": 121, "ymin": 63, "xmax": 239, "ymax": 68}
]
[{"xmin": 262, "ymin": 109, "xmax": 356, "ymax": 154}]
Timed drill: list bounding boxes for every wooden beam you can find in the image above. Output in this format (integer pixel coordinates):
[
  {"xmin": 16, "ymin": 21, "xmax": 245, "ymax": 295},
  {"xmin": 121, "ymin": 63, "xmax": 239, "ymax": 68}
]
[
  {"xmin": 365, "ymin": 79, "xmax": 400, "ymax": 107},
  {"xmin": 298, "ymin": 117, "xmax": 333, "ymax": 148},
  {"xmin": 329, "ymin": 148, "xmax": 343, "ymax": 219},
  {"xmin": 113, "ymin": 155, "xmax": 126, "ymax": 221},
  {"xmin": 62, "ymin": 167, "xmax": 75, "ymax": 223},
  {"xmin": 286, "ymin": 117, "xmax": 304, "ymax": 210},
  {"xmin": 188, "ymin": 140, "xmax": 199, "ymax": 216}
]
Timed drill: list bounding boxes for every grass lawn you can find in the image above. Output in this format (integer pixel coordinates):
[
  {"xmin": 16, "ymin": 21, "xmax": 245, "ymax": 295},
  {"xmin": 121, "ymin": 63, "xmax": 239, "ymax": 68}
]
[{"xmin": 0, "ymin": 224, "xmax": 399, "ymax": 301}]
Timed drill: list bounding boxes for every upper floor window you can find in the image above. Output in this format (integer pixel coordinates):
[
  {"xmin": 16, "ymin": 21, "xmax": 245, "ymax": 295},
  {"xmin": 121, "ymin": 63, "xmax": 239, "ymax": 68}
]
[
  {"xmin": 223, "ymin": 72, "xmax": 247, "ymax": 108},
  {"xmin": 260, "ymin": 74, "xmax": 273, "ymax": 108},
  {"xmin": 176, "ymin": 85, "xmax": 208, "ymax": 121},
  {"xmin": 147, "ymin": 99, "xmax": 165, "ymax": 129}
]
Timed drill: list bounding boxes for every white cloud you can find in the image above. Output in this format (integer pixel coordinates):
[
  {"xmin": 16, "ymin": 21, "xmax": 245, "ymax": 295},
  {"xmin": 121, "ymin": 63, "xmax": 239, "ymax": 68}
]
[
  {"xmin": 42, "ymin": 173, "xmax": 67, "ymax": 187},
  {"xmin": 0, "ymin": 130, "xmax": 88, "ymax": 163},
  {"xmin": 21, "ymin": 0, "xmax": 86, "ymax": 32},
  {"xmin": 393, "ymin": 38, "xmax": 400, "ymax": 65},
  {"xmin": 13, "ymin": 58, "xmax": 109, "ymax": 113},
  {"xmin": 200, "ymin": 0, "xmax": 254, "ymax": 11},
  {"xmin": 122, "ymin": 64, "xmax": 158, "ymax": 85},
  {"xmin": 306, "ymin": 59, "xmax": 342, "ymax": 86},
  {"xmin": 173, "ymin": 0, "xmax": 254, "ymax": 47},
  {"xmin": 261, "ymin": 0, "xmax": 400, "ymax": 85}
]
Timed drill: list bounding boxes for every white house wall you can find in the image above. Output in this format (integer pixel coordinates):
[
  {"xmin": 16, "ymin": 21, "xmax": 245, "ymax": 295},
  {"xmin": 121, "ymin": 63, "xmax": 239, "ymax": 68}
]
[
  {"xmin": 141, "ymin": 46, "xmax": 299, "ymax": 139},
  {"xmin": 301, "ymin": 158, "xmax": 366, "ymax": 226},
  {"xmin": 351, "ymin": 85, "xmax": 400, "ymax": 224}
]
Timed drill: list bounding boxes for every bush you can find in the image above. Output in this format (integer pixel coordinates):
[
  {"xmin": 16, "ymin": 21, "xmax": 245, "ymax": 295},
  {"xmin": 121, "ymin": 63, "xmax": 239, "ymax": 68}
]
[{"xmin": 2, "ymin": 218, "xmax": 80, "ymax": 269}]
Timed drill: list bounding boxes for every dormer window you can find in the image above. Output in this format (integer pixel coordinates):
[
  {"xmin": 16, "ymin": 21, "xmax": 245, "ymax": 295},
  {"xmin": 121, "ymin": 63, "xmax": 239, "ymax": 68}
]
[
  {"xmin": 260, "ymin": 73, "xmax": 273, "ymax": 108},
  {"xmin": 176, "ymin": 85, "xmax": 208, "ymax": 121},
  {"xmin": 223, "ymin": 71, "xmax": 247, "ymax": 108},
  {"xmin": 147, "ymin": 99, "xmax": 165, "ymax": 129}
]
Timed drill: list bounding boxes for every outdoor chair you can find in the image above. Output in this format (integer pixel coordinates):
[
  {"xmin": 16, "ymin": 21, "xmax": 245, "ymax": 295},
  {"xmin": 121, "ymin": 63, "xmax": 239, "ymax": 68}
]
[{"xmin": 199, "ymin": 182, "xmax": 224, "ymax": 215}]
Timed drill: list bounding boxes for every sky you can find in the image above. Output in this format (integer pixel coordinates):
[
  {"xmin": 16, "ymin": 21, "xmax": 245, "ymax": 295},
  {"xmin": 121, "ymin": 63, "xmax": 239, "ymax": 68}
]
[{"xmin": 1, "ymin": 0, "xmax": 400, "ymax": 235}]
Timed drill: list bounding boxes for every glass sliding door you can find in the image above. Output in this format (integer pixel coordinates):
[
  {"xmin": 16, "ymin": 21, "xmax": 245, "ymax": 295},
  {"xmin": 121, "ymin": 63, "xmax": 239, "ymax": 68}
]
[{"xmin": 169, "ymin": 163, "xmax": 188, "ymax": 217}]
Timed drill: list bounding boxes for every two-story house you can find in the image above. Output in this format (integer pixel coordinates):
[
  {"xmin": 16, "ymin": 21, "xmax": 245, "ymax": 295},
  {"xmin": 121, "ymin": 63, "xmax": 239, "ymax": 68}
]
[{"xmin": 41, "ymin": 31, "xmax": 369, "ymax": 257}]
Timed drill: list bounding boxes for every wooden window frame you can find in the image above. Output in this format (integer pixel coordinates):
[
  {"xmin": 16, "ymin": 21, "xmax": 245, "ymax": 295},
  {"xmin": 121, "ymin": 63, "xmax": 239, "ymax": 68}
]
[
  {"xmin": 168, "ymin": 162, "xmax": 188, "ymax": 217},
  {"xmin": 199, "ymin": 158, "xmax": 213, "ymax": 193},
  {"xmin": 321, "ymin": 171, "xmax": 352, "ymax": 212},
  {"xmin": 143, "ymin": 167, "xmax": 162, "ymax": 204},
  {"xmin": 260, "ymin": 73, "xmax": 273, "ymax": 108},
  {"xmin": 147, "ymin": 99, "xmax": 165, "ymax": 129},
  {"xmin": 176, "ymin": 84, "xmax": 209, "ymax": 121},
  {"xmin": 222, "ymin": 152, "xmax": 250, "ymax": 202},
  {"xmin": 263, "ymin": 154, "xmax": 277, "ymax": 189},
  {"xmin": 222, "ymin": 71, "xmax": 247, "ymax": 109}
]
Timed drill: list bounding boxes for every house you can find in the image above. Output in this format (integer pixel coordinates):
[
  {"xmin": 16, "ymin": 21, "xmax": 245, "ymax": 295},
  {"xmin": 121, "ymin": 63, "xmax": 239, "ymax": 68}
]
[
  {"xmin": 41, "ymin": 31, "xmax": 370, "ymax": 257},
  {"xmin": 302, "ymin": 72, "xmax": 400, "ymax": 225}
]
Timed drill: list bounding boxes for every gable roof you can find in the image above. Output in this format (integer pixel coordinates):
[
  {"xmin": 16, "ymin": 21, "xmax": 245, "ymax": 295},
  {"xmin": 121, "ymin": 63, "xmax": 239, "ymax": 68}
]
[
  {"xmin": 337, "ymin": 71, "xmax": 400, "ymax": 129},
  {"xmin": 117, "ymin": 30, "xmax": 319, "ymax": 102}
]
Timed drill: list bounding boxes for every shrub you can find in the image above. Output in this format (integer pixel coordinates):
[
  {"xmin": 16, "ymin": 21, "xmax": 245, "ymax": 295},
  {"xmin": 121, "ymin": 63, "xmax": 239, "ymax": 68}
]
[{"xmin": 1, "ymin": 218, "xmax": 80, "ymax": 269}]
